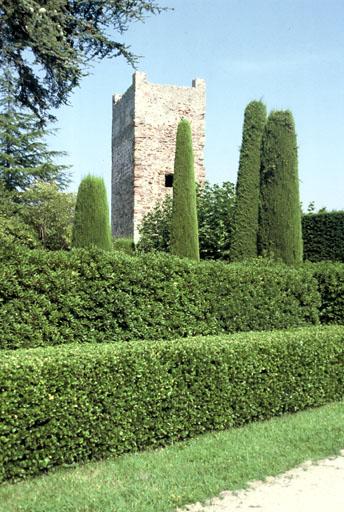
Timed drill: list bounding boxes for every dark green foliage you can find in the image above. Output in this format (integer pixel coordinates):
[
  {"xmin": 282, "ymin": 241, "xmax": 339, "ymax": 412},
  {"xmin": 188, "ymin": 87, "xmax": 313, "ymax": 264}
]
[
  {"xmin": 171, "ymin": 119, "xmax": 199, "ymax": 261},
  {"xmin": 303, "ymin": 211, "xmax": 344, "ymax": 262},
  {"xmin": 0, "ymin": 183, "xmax": 39, "ymax": 248},
  {"xmin": 138, "ymin": 182, "xmax": 235, "ymax": 259},
  {"xmin": 72, "ymin": 176, "xmax": 112, "ymax": 251},
  {"xmin": 0, "ymin": 0, "xmax": 165, "ymax": 122},
  {"xmin": 112, "ymin": 237, "xmax": 136, "ymax": 254},
  {"xmin": 258, "ymin": 111, "xmax": 303, "ymax": 265},
  {"xmin": 1, "ymin": 325, "xmax": 343, "ymax": 481},
  {"xmin": 308, "ymin": 262, "xmax": 344, "ymax": 325},
  {"xmin": 230, "ymin": 101, "xmax": 266, "ymax": 261},
  {"xmin": 0, "ymin": 247, "xmax": 320, "ymax": 350},
  {"xmin": 0, "ymin": 67, "xmax": 69, "ymax": 191}
]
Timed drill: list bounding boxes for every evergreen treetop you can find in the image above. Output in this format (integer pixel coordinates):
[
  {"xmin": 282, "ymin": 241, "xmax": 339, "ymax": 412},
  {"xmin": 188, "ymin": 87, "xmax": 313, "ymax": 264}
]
[
  {"xmin": 0, "ymin": 66, "xmax": 69, "ymax": 192},
  {"xmin": 72, "ymin": 175, "xmax": 112, "ymax": 251},
  {"xmin": 230, "ymin": 100, "xmax": 266, "ymax": 261},
  {"xmin": 170, "ymin": 118, "xmax": 199, "ymax": 261},
  {"xmin": 258, "ymin": 110, "xmax": 303, "ymax": 265}
]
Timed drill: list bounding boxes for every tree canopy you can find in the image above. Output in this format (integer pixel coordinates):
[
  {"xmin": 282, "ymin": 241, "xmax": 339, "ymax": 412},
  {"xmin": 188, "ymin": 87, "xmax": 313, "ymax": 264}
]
[{"xmin": 0, "ymin": 0, "xmax": 165, "ymax": 122}]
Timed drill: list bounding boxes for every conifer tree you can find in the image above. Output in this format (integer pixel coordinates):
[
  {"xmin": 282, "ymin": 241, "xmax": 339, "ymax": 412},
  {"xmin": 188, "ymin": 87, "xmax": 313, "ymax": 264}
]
[
  {"xmin": 230, "ymin": 100, "xmax": 266, "ymax": 261},
  {"xmin": 170, "ymin": 119, "xmax": 199, "ymax": 261},
  {"xmin": 0, "ymin": 66, "xmax": 69, "ymax": 192},
  {"xmin": 72, "ymin": 175, "xmax": 112, "ymax": 251},
  {"xmin": 0, "ymin": 0, "xmax": 165, "ymax": 122},
  {"xmin": 258, "ymin": 111, "xmax": 303, "ymax": 265}
]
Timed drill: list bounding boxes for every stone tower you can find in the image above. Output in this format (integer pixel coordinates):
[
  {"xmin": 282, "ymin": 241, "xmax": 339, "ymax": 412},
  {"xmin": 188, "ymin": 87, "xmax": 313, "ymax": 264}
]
[{"xmin": 112, "ymin": 72, "xmax": 206, "ymax": 241}]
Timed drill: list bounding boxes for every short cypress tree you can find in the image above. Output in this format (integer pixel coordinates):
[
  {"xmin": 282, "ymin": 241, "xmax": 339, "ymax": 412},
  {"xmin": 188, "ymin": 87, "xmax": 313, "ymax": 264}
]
[
  {"xmin": 72, "ymin": 175, "xmax": 112, "ymax": 251},
  {"xmin": 170, "ymin": 119, "xmax": 199, "ymax": 261},
  {"xmin": 258, "ymin": 111, "xmax": 303, "ymax": 265},
  {"xmin": 230, "ymin": 100, "xmax": 267, "ymax": 260}
]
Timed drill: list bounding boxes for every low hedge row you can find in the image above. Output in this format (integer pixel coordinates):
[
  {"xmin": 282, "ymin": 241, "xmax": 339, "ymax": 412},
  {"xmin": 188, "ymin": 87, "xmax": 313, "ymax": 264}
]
[
  {"xmin": 303, "ymin": 211, "xmax": 344, "ymax": 262},
  {"xmin": 1, "ymin": 325, "xmax": 343, "ymax": 482},
  {"xmin": 0, "ymin": 246, "xmax": 320, "ymax": 349}
]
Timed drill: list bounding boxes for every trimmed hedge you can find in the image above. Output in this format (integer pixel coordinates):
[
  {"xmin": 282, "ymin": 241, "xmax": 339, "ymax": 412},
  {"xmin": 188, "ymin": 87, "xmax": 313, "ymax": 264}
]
[
  {"xmin": 303, "ymin": 211, "xmax": 344, "ymax": 262},
  {"xmin": 112, "ymin": 237, "xmax": 135, "ymax": 254},
  {"xmin": 1, "ymin": 326, "xmax": 343, "ymax": 482},
  {"xmin": 0, "ymin": 247, "xmax": 320, "ymax": 349},
  {"xmin": 309, "ymin": 262, "xmax": 344, "ymax": 325}
]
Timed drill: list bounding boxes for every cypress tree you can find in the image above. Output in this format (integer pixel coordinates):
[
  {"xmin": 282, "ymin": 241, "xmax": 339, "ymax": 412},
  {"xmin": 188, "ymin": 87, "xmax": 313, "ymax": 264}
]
[
  {"xmin": 170, "ymin": 119, "xmax": 199, "ymax": 261},
  {"xmin": 258, "ymin": 111, "xmax": 303, "ymax": 265},
  {"xmin": 230, "ymin": 100, "xmax": 267, "ymax": 260},
  {"xmin": 72, "ymin": 175, "xmax": 112, "ymax": 251}
]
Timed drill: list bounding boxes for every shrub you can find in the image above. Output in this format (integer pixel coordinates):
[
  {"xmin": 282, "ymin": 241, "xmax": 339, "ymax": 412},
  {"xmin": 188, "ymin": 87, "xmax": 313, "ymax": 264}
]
[
  {"xmin": 303, "ymin": 211, "xmax": 344, "ymax": 262},
  {"xmin": 197, "ymin": 181, "xmax": 235, "ymax": 259},
  {"xmin": 137, "ymin": 194, "xmax": 172, "ymax": 253},
  {"xmin": 170, "ymin": 119, "xmax": 199, "ymax": 261},
  {"xmin": 112, "ymin": 237, "xmax": 135, "ymax": 254},
  {"xmin": 230, "ymin": 100, "xmax": 266, "ymax": 261},
  {"xmin": 258, "ymin": 111, "xmax": 303, "ymax": 265},
  {"xmin": 0, "ymin": 247, "xmax": 320, "ymax": 350},
  {"xmin": 138, "ymin": 182, "xmax": 236, "ymax": 260},
  {"xmin": 1, "ymin": 325, "xmax": 343, "ymax": 481},
  {"xmin": 308, "ymin": 261, "xmax": 344, "ymax": 325},
  {"xmin": 72, "ymin": 175, "xmax": 112, "ymax": 251}
]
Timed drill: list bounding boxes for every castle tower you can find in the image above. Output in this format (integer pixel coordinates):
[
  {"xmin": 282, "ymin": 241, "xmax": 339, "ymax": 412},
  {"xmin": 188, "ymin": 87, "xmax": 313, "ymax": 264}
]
[{"xmin": 112, "ymin": 72, "xmax": 206, "ymax": 241}]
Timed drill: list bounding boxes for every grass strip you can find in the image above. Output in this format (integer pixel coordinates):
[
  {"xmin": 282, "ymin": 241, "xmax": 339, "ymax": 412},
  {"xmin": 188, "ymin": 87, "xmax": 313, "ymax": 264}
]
[{"xmin": 1, "ymin": 400, "xmax": 343, "ymax": 512}]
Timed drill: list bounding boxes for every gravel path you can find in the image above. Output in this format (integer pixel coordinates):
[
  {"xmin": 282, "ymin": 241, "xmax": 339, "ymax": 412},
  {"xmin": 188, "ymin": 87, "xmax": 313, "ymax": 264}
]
[{"xmin": 178, "ymin": 450, "xmax": 344, "ymax": 512}]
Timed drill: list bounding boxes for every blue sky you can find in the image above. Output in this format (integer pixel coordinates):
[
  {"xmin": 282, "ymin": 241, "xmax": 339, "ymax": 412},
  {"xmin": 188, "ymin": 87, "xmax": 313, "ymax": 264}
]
[{"xmin": 49, "ymin": 0, "xmax": 344, "ymax": 211}]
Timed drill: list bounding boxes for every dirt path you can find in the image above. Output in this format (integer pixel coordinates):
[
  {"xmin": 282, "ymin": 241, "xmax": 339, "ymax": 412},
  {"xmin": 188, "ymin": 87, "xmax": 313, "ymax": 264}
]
[{"xmin": 178, "ymin": 450, "xmax": 344, "ymax": 512}]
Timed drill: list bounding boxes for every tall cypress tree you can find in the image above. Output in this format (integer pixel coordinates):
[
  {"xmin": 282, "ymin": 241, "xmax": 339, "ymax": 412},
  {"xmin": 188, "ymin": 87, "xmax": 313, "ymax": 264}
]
[
  {"xmin": 230, "ymin": 100, "xmax": 266, "ymax": 261},
  {"xmin": 170, "ymin": 119, "xmax": 199, "ymax": 261},
  {"xmin": 72, "ymin": 175, "xmax": 112, "ymax": 251},
  {"xmin": 258, "ymin": 111, "xmax": 303, "ymax": 265}
]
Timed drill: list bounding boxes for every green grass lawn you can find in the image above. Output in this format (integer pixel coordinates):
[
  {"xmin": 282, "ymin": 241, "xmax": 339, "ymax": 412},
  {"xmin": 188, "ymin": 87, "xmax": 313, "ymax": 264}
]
[{"xmin": 1, "ymin": 401, "xmax": 344, "ymax": 512}]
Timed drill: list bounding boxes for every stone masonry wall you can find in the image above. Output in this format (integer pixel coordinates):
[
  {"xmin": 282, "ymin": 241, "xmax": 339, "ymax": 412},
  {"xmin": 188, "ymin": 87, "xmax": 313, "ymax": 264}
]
[
  {"xmin": 111, "ymin": 84, "xmax": 135, "ymax": 237},
  {"xmin": 112, "ymin": 72, "xmax": 206, "ymax": 241}
]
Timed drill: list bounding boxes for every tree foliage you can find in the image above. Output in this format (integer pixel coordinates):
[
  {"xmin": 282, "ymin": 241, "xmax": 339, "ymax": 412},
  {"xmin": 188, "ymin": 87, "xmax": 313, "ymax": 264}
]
[
  {"xmin": 258, "ymin": 111, "xmax": 303, "ymax": 265},
  {"xmin": 197, "ymin": 181, "xmax": 235, "ymax": 259},
  {"xmin": 21, "ymin": 182, "xmax": 76, "ymax": 250},
  {"xmin": 0, "ymin": 181, "xmax": 75, "ymax": 250},
  {"xmin": 138, "ymin": 181, "xmax": 235, "ymax": 259},
  {"xmin": 230, "ymin": 100, "xmax": 266, "ymax": 261},
  {"xmin": 0, "ymin": 183, "xmax": 39, "ymax": 248},
  {"xmin": 170, "ymin": 119, "xmax": 199, "ymax": 261},
  {"xmin": 0, "ymin": 66, "xmax": 69, "ymax": 191},
  {"xmin": 72, "ymin": 175, "xmax": 112, "ymax": 251},
  {"xmin": 0, "ymin": 0, "xmax": 165, "ymax": 122}
]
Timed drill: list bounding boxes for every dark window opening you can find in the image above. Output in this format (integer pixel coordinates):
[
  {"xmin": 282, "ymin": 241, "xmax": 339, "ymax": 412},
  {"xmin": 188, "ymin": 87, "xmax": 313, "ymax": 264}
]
[{"xmin": 165, "ymin": 174, "xmax": 174, "ymax": 187}]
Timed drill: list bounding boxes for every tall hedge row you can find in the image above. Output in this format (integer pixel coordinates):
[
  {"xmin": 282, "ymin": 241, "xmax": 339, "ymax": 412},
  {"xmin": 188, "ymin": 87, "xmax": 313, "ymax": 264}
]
[
  {"xmin": 230, "ymin": 100, "xmax": 266, "ymax": 261},
  {"xmin": 258, "ymin": 111, "xmax": 303, "ymax": 265},
  {"xmin": 303, "ymin": 211, "xmax": 344, "ymax": 262},
  {"xmin": 1, "ymin": 326, "xmax": 343, "ymax": 482},
  {"xmin": 0, "ymin": 246, "xmax": 320, "ymax": 349}
]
